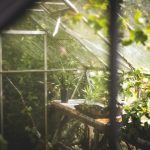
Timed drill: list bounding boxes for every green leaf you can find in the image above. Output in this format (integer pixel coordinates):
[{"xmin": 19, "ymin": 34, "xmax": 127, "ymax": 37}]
[
  {"xmin": 134, "ymin": 29, "xmax": 148, "ymax": 44},
  {"xmin": 100, "ymin": 3, "xmax": 108, "ymax": 10},
  {"xmin": 146, "ymin": 26, "xmax": 150, "ymax": 33},
  {"xmin": 72, "ymin": 13, "xmax": 83, "ymax": 24},
  {"xmin": 134, "ymin": 9, "xmax": 142, "ymax": 24},
  {"xmin": 88, "ymin": 15, "xmax": 97, "ymax": 22},
  {"xmin": 122, "ymin": 39, "xmax": 133, "ymax": 46},
  {"xmin": 96, "ymin": 18, "xmax": 108, "ymax": 28},
  {"xmin": 147, "ymin": 46, "xmax": 150, "ymax": 51}
]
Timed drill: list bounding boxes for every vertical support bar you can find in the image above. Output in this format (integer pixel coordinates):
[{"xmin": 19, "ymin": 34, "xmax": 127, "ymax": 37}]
[
  {"xmin": 44, "ymin": 34, "xmax": 48, "ymax": 150},
  {"xmin": 70, "ymin": 71, "xmax": 85, "ymax": 99},
  {"xmin": 0, "ymin": 34, "xmax": 3, "ymax": 135},
  {"xmin": 108, "ymin": 1, "xmax": 121, "ymax": 150}
]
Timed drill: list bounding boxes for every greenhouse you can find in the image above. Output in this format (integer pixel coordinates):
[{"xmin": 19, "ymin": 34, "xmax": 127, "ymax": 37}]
[{"xmin": 0, "ymin": 0, "xmax": 150, "ymax": 150}]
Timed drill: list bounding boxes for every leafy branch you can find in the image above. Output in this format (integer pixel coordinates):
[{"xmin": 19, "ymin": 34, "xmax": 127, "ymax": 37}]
[{"xmin": 6, "ymin": 77, "xmax": 43, "ymax": 141}]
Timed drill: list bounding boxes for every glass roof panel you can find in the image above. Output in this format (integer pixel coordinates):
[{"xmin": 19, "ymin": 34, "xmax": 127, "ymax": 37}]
[
  {"xmin": 62, "ymin": 19, "xmax": 131, "ymax": 70},
  {"xmin": 46, "ymin": 38, "xmax": 82, "ymax": 69},
  {"xmin": 5, "ymin": 12, "xmax": 42, "ymax": 30},
  {"xmin": 120, "ymin": 44, "xmax": 150, "ymax": 72},
  {"xmin": 29, "ymin": 11, "xmax": 106, "ymax": 69},
  {"xmin": 29, "ymin": 11, "xmax": 72, "ymax": 39},
  {"xmin": 3, "ymin": 0, "xmax": 150, "ymax": 72}
]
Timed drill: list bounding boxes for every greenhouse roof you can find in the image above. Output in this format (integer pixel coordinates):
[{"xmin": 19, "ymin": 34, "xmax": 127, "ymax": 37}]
[{"xmin": 2, "ymin": 0, "xmax": 150, "ymax": 72}]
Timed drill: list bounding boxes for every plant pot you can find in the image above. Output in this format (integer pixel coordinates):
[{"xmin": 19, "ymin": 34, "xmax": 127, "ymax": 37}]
[{"xmin": 60, "ymin": 88, "xmax": 68, "ymax": 103}]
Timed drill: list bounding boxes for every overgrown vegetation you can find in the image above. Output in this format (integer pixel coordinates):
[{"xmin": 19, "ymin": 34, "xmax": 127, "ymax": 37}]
[
  {"xmin": 83, "ymin": 71, "xmax": 109, "ymax": 105},
  {"xmin": 1, "ymin": 0, "xmax": 150, "ymax": 150},
  {"xmin": 120, "ymin": 69, "xmax": 150, "ymax": 149}
]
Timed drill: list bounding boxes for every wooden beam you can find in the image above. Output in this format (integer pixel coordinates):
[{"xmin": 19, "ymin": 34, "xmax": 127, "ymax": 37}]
[
  {"xmin": 2, "ymin": 30, "xmax": 45, "ymax": 35},
  {"xmin": 137, "ymin": 137, "xmax": 150, "ymax": 147}
]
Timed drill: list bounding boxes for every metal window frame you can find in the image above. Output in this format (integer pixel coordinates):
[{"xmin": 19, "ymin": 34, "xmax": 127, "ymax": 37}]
[
  {"xmin": 0, "ymin": 31, "xmax": 48, "ymax": 150},
  {"xmin": 0, "ymin": 30, "xmax": 85, "ymax": 150},
  {"xmin": 0, "ymin": 1, "xmax": 121, "ymax": 150}
]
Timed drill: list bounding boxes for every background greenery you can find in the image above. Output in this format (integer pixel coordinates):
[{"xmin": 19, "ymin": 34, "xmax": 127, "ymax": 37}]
[{"xmin": 1, "ymin": 0, "xmax": 150, "ymax": 150}]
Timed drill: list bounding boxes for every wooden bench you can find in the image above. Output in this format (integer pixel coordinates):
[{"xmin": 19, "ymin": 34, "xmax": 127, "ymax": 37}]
[{"xmin": 49, "ymin": 99, "xmax": 121, "ymax": 149}]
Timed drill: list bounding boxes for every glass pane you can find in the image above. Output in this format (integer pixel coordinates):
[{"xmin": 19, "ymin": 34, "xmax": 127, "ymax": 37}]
[
  {"xmin": 120, "ymin": 44, "xmax": 150, "ymax": 72},
  {"xmin": 2, "ymin": 34, "xmax": 44, "ymax": 70},
  {"xmin": 47, "ymin": 38, "xmax": 81, "ymax": 69},
  {"xmin": 47, "ymin": 70, "xmax": 85, "ymax": 101},
  {"xmin": 3, "ymin": 73, "xmax": 45, "ymax": 149}
]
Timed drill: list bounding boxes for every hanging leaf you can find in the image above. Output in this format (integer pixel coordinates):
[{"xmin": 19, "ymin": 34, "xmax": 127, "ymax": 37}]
[
  {"xmin": 96, "ymin": 18, "xmax": 108, "ymax": 29},
  {"xmin": 146, "ymin": 26, "xmax": 150, "ymax": 33},
  {"xmin": 122, "ymin": 39, "xmax": 133, "ymax": 46},
  {"xmin": 134, "ymin": 29, "xmax": 148, "ymax": 44},
  {"xmin": 147, "ymin": 46, "xmax": 150, "ymax": 51},
  {"xmin": 134, "ymin": 9, "xmax": 142, "ymax": 24},
  {"xmin": 72, "ymin": 13, "xmax": 83, "ymax": 24}
]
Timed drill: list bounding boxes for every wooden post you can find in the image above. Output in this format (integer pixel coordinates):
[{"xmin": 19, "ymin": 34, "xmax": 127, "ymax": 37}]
[
  {"xmin": 52, "ymin": 115, "xmax": 69, "ymax": 144},
  {"xmin": 108, "ymin": 1, "xmax": 121, "ymax": 150}
]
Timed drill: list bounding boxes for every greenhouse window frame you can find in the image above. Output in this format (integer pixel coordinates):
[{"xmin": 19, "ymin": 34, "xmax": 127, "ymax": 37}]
[
  {"xmin": 0, "ymin": 29, "xmax": 86, "ymax": 150},
  {"xmin": 0, "ymin": 31, "xmax": 47, "ymax": 148},
  {"xmin": 0, "ymin": 35, "xmax": 3, "ymax": 135},
  {"xmin": 0, "ymin": 1, "xmax": 123, "ymax": 150}
]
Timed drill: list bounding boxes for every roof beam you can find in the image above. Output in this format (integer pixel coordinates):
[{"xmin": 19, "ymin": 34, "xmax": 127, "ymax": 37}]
[
  {"xmin": 27, "ymin": 8, "xmax": 44, "ymax": 12},
  {"xmin": 0, "ymin": 68, "xmax": 83, "ymax": 74},
  {"xmin": 63, "ymin": 0, "xmax": 79, "ymax": 13},
  {"xmin": 36, "ymin": 2, "xmax": 65, "ymax": 5},
  {"xmin": 2, "ymin": 30, "xmax": 46, "ymax": 35}
]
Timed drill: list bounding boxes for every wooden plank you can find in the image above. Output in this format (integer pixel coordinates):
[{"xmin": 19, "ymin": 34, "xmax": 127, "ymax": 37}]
[
  {"xmin": 50, "ymin": 101, "xmax": 107, "ymax": 132},
  {"xmin": 137, "ymin": 137, "xmax": 150, "ymax": 147}
]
